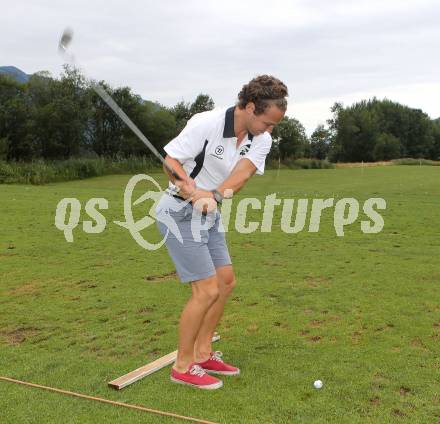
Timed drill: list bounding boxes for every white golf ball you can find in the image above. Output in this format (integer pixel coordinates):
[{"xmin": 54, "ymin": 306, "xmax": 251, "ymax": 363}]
[{"xmin": 313, "ymin": 380, "xmax": 323, "ymax": 389}]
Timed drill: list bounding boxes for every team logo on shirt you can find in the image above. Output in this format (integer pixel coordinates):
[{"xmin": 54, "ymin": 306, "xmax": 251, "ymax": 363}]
[
  {"xmin": 215, "ymin": 145, "xmax": 224, "ymax": 156},
  {"xmin": 240, "ymin": 144, "xmax": 251, "ymax": 156}
]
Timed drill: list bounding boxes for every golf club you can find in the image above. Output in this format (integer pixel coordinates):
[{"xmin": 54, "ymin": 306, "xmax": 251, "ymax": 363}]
[{"xmin": 58, "ymin": 28, "xmax": 182, "ymax": 181}]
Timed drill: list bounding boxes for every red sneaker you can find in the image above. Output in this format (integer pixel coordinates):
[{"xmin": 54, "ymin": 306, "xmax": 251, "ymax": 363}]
[
  {"xmin": 197, "ymin": 351, "xmax": 240, "ymax": 376},
  {"xmin": 170, "ymin": 363, "xmax": 223, "ymax": 390}
]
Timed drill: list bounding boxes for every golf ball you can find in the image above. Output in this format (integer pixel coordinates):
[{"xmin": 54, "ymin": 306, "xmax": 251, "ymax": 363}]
[{"xmin": 313, "ymin": 380, "xmax": 323, "ymax": 389}]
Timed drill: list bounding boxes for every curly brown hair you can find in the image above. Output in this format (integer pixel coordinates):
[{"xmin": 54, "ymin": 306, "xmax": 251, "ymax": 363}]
[{"xmin": 237, "ymin": 75, "xmax": 288, "ymax": 115}]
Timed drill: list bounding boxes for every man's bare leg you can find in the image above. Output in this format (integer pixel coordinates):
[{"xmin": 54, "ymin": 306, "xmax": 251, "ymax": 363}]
[
  {"xmin": 194, "ymin": 265, "xmax": 236, "ymax": 362},
  {"xmin": 173, "ymin": 275, "xmax": 219, "ymax": 373}
]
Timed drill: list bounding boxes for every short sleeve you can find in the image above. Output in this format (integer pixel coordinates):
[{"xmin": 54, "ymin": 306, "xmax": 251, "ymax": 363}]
[
  {"xmin": 164, "ymin": 116, "xmax": 208, "ymax": 163},
  {"xmin": 243, "ymin": 133, "xmax": 273, "ymax": 175}
]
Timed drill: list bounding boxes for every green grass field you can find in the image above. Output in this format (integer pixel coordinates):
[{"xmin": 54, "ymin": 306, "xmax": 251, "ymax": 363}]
[{"xmin": 1, "ymin": 167, "xmax": 439, "ymax": 423}]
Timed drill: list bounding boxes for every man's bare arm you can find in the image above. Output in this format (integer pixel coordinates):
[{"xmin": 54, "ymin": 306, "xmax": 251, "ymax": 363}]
[
  {"xmin": 190, "ymin": 158, "xmax": 257, "ymax": 209},
  {"xmin": 217, "ymin": 158, "xmax": 257, "ymax": 196},
  {"xmin": 163, "ymin": 155, "xmax": 196, "ymax": 199},
  {"xmin": 191, "ymin": 158, "xmax": 257, "ymax": 204},
  {"xmin": 163, "ymin": 155, "xmax": 187, "ymax": 183},
  {"xmin": 184, "ymin": 158, "xmax": 257, "ymax": 213}
]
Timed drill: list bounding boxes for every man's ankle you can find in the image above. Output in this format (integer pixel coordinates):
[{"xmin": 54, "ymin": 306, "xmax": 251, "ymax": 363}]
[
  {"xmin": 173, "ymin": 361, "xmax": 192, "ymax": 374},
  {"xmin": 194, "ymin": 351, "xmax": 211, "ymax": 363}
]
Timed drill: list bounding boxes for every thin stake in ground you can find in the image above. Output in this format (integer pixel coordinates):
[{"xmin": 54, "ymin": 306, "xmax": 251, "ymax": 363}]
[{"xmin": 0, "ymin": 376, "xmax": 217, "ymax": 424}]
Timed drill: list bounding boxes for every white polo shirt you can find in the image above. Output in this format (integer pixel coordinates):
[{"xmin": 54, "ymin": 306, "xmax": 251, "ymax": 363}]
[{"xmin": 164, "ymin": 106, "xmax": 273, "ymax": 192}]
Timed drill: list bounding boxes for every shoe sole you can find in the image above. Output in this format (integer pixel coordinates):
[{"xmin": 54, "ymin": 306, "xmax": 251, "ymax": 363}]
[
  {"xmin": 205, "ymin": 369, "xmax": 240, "ymax": 376},
  {"xmin": 170, "ymin": 376, "xmax": 223, "ymax": 390}
]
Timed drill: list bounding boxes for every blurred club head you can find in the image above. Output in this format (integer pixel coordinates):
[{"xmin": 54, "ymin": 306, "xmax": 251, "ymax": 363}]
[{"xmin": 58, "ymin": 28, "xmax": 74, "ymax": 53}]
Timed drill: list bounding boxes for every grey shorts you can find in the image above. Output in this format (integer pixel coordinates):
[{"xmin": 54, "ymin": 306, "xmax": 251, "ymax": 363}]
[{"xmin": 155, "ymin": 194, "xmax": 232, "ymax": 283}]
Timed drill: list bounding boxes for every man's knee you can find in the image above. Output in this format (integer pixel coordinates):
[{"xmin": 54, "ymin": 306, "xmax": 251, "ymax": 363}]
[
  {"xmin": 218, "ymin": 270, "xmax": 236, "ymax": 297},
  {"xmin": 223, "ymin": 276, "xmax": 236, "ymax": 296},
  {"xmin": 191, "ymin": 276, "xmax": 220, "ymax": 305}
]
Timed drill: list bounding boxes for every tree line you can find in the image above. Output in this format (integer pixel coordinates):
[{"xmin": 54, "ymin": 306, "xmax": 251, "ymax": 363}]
[
  {"xmin": 1, "ymin": 67, "xmax": 439, "ymax": 163},
  {"xmin": 326, "ymin": 100, "xmax": 440, "ymax": 162}
]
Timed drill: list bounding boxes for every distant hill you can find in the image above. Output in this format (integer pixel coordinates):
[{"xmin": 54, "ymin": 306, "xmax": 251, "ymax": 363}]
[
  {"xmin": 0, "ymin": 66, "xmax": 30, "ymax": 83},
  {"xmin": 434, "ymin": 117, "xmax": 440, "ymax": 124}
]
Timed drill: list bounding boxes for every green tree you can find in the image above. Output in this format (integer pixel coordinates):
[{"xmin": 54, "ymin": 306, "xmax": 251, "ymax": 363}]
[
  {"xmin": 431, "ymin": 121, "xmax": 440, "ymax": 160},
  {"xmin": 0, "ymin": 75, "xmax": 31, "ymax": 160},
  {"xmin": 170, "ymin": 100, "xmax": 191, "ymax": 133},
  {"xmin": 373, "ymin": 133, "xmax": 401, "ymax": 160},
  {"xmin": 130, "ymin": 101, "xmax": 176, "ymax": 156},
  {"xmin": 88, "ymin": 83, "xmax": 143, "ymax": 157},
  {"xmin": 271, "ymin": 117, "xmax": 309, "ymax": 160},
  {"xmin": 327, "ymin": 102, "xmax": 344, "ymax": 162},
  {"xmin": 189, "ymin": 94, "xmax": 215, "ymax": 117},
  {"xmin": 310, "ymin": 124, "xmax": 330, "ymax": 160},
  {"xmin": 170, "ymin": 94, "xmax": 215, "ymax": 135},
  {"xmin": 26, "ymin": 66, "xmax": 90, "ymax": 159},
  {"xmin": 327, "ymin": 98, "xmax": 438, "ymax": 162},
  {"xmin": 0, "ymin": 136, "xmax": 9, "ymax": 160}
]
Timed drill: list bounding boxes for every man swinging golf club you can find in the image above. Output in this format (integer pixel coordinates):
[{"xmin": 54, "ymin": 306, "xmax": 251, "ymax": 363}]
[{"xmin": 156, "ymin": 75, "xmax": 288, "ymax": 389}]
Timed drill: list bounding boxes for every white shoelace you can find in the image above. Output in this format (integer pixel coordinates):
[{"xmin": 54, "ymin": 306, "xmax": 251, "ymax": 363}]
[
  {"xmin": 189, "ymin": 365, "xmax": 206, "ymax": 377},
  {"xmin": 211, "ymin": 351, "xmax": 224, "ymax": 362}
]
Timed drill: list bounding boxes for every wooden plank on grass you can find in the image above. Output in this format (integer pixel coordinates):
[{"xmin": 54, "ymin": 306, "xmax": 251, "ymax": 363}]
[{"xmin": 108, "ymin": 333, "xmax": 220, "ymax": 390}]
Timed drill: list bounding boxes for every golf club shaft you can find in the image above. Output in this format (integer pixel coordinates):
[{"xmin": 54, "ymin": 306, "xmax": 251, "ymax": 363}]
[
  {"xmin": 58, "ymin": 30, "xmax": 182, "ymax": 181},
  {"xmin": 91, "ymin": 83, "xmax": 182, "ymax": 181}
]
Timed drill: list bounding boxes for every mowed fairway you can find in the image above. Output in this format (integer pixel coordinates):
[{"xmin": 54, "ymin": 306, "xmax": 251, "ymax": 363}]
[{"xmin": 1, "ymin": 166, "xmax": 439, "ymax": 423}]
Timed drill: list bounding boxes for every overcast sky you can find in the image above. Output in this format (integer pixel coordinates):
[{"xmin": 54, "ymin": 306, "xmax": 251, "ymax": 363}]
[{"xmin": 1, "ymin": 0, "xmax": 439, "ymax": 134}]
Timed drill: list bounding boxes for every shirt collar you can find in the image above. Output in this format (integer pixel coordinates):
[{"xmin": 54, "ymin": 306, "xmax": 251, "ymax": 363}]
[
  {"xmin": 223, "ymin": 106, "xmax": 235, "ymax": 138},
  {"xmin": 223, "ymin": 106, "xmax": 254, "ymax": 141}
]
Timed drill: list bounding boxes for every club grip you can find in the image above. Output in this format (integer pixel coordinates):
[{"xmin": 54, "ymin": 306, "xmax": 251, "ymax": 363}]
[
  {"xmin": 164, "ymin": 161, "xmax": 183, "ymax": 181},
  {"xmin": 172, "ymin": 170, "xmax": 183, "ymax": 181}
]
